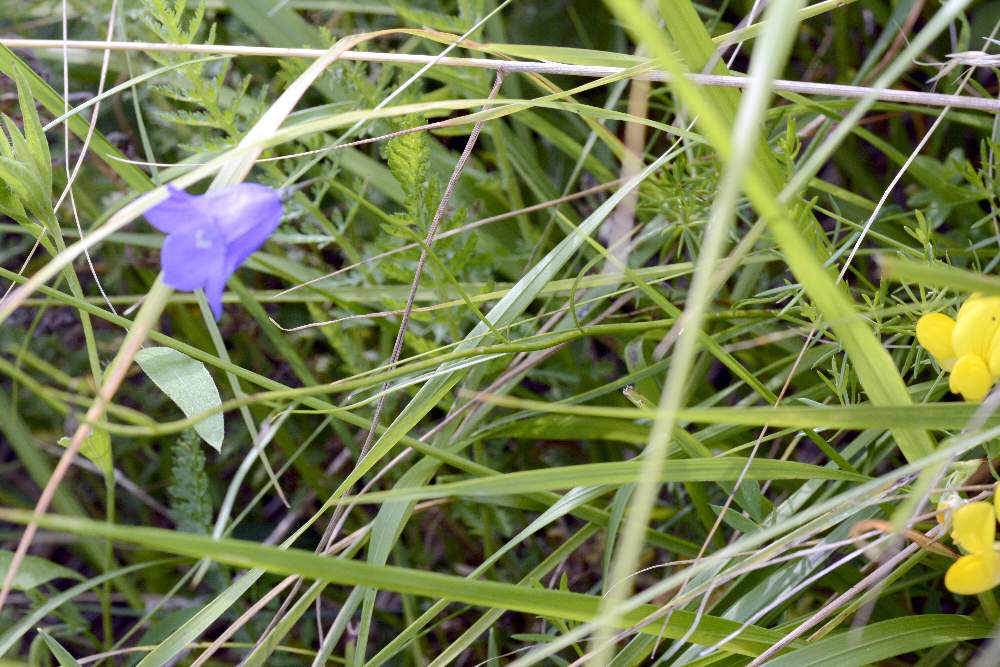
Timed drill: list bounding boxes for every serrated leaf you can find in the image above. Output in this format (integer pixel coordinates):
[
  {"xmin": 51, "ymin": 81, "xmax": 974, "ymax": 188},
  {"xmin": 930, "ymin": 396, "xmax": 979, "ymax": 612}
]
[
  {"xmin": 57, "ymin": 430, "xmax": 112, "ymax": 480},
  {"xmin": 155, "ymin": 108, "xmax": 228, "ymax": 130},
  {"xmin": 135, "ymin": 347, "xmax": 224, "ymax": 451},
  {"xmin": 0, "ymin": 550, "xmax": 82, "ymax": 591},
  {"xmin": 13, "ymin": 68, "xmax": 51, "ymax": 192},
  {"xmin": 0, "ymin": 44, "xmax": 153, "ymax": 193},
  {"xmin": 168, "ymin": 430, "xmax": 213, "ymax": 534}
]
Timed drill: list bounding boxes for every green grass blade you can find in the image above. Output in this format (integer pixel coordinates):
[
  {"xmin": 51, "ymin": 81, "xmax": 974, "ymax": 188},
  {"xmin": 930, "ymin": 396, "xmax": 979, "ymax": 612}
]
[
  {"xmin": 342, "ymin": 459, "xmax": 866, "ymax": 504},
  {"xmin": 0, "ymin": 509, "xmax": 791, "ymax": 657},
  {"xmin": 764, "ymin": 616, "xmax": 993, "ymax": 667}
]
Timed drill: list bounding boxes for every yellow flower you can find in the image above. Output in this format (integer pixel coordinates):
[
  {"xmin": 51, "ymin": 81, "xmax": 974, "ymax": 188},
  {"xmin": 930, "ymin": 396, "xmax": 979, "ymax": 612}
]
[
  {"xmin": 916, "ymin": 294, "xmax": 1000, "ymax": 401},
  {"xmin": 936, "ymin": 491, "xmax": 962, "ymax": 524},
  {"xmin": 945, "ymin": 490, "xmax": 1000, "ymax": 595}
]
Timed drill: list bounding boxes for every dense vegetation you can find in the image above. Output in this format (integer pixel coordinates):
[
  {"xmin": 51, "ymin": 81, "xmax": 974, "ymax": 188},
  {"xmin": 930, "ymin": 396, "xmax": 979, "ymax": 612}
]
[{"xmin": 4, "ymin": 0, "xmax": 1000, "ymax": 664}]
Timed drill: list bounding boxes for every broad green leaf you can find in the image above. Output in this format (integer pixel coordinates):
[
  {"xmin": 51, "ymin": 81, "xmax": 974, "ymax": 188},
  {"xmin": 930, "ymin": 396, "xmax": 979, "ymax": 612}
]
[
  {"xmin": 0, "ymin": 550, "xmax": 82, "ymax": 591},
  {"xmin": 57, "ymin": 431, "xmax": 112, "ymax": 480},
  {"xmin": 135, "ymin": 347, "xmax": 224, "ymax": 451}
]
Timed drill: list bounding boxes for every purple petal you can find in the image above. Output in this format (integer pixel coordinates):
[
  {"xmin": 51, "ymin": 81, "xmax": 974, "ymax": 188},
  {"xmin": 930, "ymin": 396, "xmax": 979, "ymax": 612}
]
[
  {"xmin": 203, "ymin": 183, "xmax": 284, "ymax": 246},
  {"xmin": 160, "ymin": 225, "xmax": 225, "ymax": 292},
  {"xmin": 224, "ymin": 217, "xmax": 281, "ymax": 273},
  {"xmin": 203, "ymin": 269, "xmax": 228, "ymax": 320},
  {"xmin": 145, "ymin": 185, "xmax": 211, "ymax": 234},
  {"xmin": 149, "ymin": 182, "xmax": 283, "ymax": 320}
]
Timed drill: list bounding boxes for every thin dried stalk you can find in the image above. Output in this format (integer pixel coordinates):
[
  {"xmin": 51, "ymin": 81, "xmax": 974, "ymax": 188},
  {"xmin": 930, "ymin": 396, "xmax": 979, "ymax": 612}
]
[{"xmin": 3, "ymin": 38, "xmax": 998, "ymax": 112}]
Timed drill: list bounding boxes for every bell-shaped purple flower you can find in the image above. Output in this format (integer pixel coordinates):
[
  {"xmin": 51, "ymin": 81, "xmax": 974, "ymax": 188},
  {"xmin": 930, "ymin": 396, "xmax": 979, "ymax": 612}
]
[{"xmin": 145, "ymin": 183, "xmax": 283, "ymax": 319}]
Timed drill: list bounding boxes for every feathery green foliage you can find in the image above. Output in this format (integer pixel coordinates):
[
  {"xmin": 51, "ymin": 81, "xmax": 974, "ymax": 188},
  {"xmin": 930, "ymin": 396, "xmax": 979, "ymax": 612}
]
[{"xmin": 168, "ymin": 429, "xmax": 213, "ymax": 535}]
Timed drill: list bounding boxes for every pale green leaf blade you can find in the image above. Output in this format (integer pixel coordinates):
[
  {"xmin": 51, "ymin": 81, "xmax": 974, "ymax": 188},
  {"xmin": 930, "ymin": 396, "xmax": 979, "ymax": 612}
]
[{"xmin": 135, "ymin": 347, "xmax": 224, "ymax": 451}]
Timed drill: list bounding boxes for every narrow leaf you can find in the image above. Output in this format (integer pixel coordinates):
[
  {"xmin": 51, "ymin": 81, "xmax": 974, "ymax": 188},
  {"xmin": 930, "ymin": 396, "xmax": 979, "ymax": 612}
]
[
  {"xmin": 0, "ymin": 550, "xmax": 82, "ymax": 591},
  {"xmin": 764, "ymin": 616, "xmax": 993, "ymax": 667},
  {"xmin": 38, "ymin": 629, "xmax": 83, "ymax": 667},
  {"xmin": 341, "ymin": 459, "xmax": 866, "ymax": 504},
  {"xmin": 58, "ymin": 431, "xmax": 113, "ymax": 480}
]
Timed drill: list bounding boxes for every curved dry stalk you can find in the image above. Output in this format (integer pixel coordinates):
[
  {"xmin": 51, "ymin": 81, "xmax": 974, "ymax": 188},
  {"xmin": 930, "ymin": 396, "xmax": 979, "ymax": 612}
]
[
  {"xmin": 361, "ymin": 70, "xmax": 504, "ymax": 449},
  {"xmin": 3, "ymin": 38, "xmax": 1000, "ymax": 112},
  {"xmin": 849, "ymin": 518, "xmax": 956, "ymax": 557},
  {"xmin": 55, "ymin": 0, "xmax": 119, "ymax": 316}
]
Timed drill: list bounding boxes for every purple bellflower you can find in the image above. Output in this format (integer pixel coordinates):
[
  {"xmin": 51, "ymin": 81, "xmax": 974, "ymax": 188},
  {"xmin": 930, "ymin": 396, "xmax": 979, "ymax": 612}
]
[{"xmin": 145, "ymin": 183, "xmax": 283, "ymax": 319}]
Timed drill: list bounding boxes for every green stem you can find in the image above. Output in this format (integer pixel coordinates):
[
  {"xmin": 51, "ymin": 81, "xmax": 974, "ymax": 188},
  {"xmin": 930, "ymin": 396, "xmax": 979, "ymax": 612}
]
[
  {"xmin": 978, "ymin": 589, "xmax": 1000, "ymax": 624},
  {"xmin": 101, "ymin": 476, "xmax": 115, "ymax": 653}
]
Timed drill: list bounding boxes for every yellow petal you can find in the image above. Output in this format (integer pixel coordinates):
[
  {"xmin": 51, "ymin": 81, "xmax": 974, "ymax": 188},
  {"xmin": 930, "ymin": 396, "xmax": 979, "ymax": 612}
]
[
  {"xmin": 937, "ymin": 492, "xmax": 962, "ymax": 524},
  {"xmin": 988, "ymin": 327, "xmax": 1000, "ymax": 377},
  {"xmin": 958, "ymin": 293, "xmax": 986, "ymax": 320},
  {"xmin": 995, "ymin": 486, "xmax": 1000, "ymax": 524},
  {"xmin": 952, "ymin": 501, "xmax": 996, "ymax": 553},
  {"xmin": 953, "ymin": 297, "xmax": 1000, "ymax": 360},
  {"xmin": 916, "ymin": 313, "xmax": 957, "ymax": 369},
  {"xmin": 950, "ymin": 355, "xmax": 993, "ymax": 402},
  {"xmin": 945, "ymin": 553, "xmax": 1000, "ymax": 595}
]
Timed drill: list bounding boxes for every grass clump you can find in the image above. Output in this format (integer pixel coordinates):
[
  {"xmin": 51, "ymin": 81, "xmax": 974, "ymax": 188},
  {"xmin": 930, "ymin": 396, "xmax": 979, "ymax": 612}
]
[{"xmin": 3, "ymin": 0, "xmax": 1000, "ymax": 665}]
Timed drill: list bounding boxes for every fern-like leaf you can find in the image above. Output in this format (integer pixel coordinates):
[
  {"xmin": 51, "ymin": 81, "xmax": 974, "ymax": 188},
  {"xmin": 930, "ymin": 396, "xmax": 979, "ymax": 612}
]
[{"xmin": 167, "ymin": 429, "xmax": 213, "ymax": 535}]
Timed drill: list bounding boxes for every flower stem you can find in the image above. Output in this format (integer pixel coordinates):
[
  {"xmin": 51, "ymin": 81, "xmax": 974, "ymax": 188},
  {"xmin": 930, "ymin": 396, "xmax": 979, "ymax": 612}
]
[{"xmin": 978, "ymin": 590, "xmax": 1000, "ymax": 624}]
